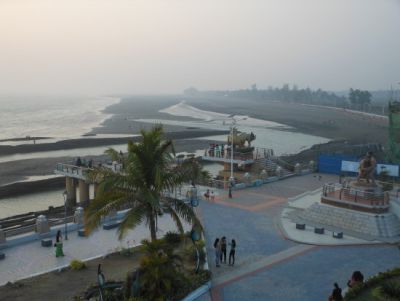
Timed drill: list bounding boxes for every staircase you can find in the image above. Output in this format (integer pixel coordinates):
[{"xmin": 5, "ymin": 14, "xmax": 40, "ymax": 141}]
[
  {"xmin": 296, "ymin": 203, "xmax": 400, "ymax": 239},
  {"xmin": 253, "ymin": 157, "xmax": 294, "ymax": 177}
]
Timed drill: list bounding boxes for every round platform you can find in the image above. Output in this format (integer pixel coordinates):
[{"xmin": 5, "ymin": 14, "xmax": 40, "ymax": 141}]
[{"xmin": 321, "ymin": 181, "xmax": 389, "ymax": 214}]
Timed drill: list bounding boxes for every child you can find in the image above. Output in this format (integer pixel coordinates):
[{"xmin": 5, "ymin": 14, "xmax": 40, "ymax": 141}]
[{"xmin": 210, "ymin": 191, "xmax": 215, "ymax": 202}]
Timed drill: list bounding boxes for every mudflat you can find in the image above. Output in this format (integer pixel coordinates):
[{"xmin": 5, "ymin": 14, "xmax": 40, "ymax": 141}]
[{"xmin": 0, "ymin": 95, "xmax": 388, "ymax": 193}]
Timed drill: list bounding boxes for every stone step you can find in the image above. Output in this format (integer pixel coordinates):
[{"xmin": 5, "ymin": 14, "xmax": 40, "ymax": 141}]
[{"xmin": 298, "ymin": 203, "xmax": 400, "ymax": 238}]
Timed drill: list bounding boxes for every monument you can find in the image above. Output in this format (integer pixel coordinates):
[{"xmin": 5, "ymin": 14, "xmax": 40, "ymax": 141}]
[{"xmin": 322, "ymin": 152, "xmax": 389, "ymax": 214}]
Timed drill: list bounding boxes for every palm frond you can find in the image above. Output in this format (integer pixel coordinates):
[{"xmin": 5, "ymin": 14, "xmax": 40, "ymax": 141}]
[
  {"xmin": 163, "ymin": 204, "xmax": 184, "ymax": 234},
  {"xmin": 117, "ymin": 205, "xmax": 148, "ymax": 239}
]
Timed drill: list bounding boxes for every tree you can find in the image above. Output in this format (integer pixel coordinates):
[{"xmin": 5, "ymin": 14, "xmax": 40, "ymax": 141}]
[
  {"xmin": 139, "ymin": 239, "xmax": 184, "ymax": 300},
  {"xmin": 349, "ymin": 88, "xmax": 372, "ymax": 108},
  {"xmin": 84, "ymin": 125, "xmax": 202, "ymax": 241},
  {"xmin": 181, "ymin": 158, "xmax": 211, "ymax": 187}
]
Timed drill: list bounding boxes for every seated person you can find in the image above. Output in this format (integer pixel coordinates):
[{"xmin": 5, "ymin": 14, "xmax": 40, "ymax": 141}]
[
  {"xmin": 347, "ymin": 271, "xmax": 364, "ymax": 288},
  {"xmin": 357, "ymin": 152, "xmax": 376, "ymax": 184}
]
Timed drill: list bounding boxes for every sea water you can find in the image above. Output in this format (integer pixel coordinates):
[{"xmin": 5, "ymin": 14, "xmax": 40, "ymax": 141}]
[
  {"xmin": 0, "ymin": 95, "xmax": 120, "ymax": 141},
  {"xmin": 0, "ymin": 99, "xmax": 330, "ymax": 218}
]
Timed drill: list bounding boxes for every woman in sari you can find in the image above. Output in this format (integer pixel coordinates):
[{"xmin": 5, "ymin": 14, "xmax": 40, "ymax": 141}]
[{"xmin": 55, "ymin": 230, "xmax": 65, "ymax": 257}]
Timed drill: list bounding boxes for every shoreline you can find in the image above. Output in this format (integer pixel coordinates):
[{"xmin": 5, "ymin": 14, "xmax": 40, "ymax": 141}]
[
  {"xmin": 0, "ymin": 95, "xmax": 390, "ymax": 218},
  {"xmin": 0, "ymin": 129, "xmax": 227, "ymax": 157}
]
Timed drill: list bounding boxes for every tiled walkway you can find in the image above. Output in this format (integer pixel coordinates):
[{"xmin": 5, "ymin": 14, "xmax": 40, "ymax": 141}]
[
  {"xmin": 199, "ymin": 174, "xmax": 400, "ymax": 301},
  {"xmin": 1, "ymin": 173, "xmax": 399, "ymax": 301},
  {"xmin": 0, "ymin": 217, "xmax": 180, "ymax": 286}
]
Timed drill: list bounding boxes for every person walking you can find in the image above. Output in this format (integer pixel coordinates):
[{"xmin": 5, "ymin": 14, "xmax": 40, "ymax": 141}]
[
  {"xmin": 229, "ymin": 239, "xmax": 236, "ymax": 266},
  {"xmin": 213, "ymin": 238, "xmax": 221, "ymax": 267},
  {"xmin": 220, "ymin": 236, "xmax": 227, "ymax": 264},
  {"xmin": 210, "ymin": 190, "xmax": 215, "ymax": 202},
  {"xmin": 55, "ymin": 230, "xmax": 65, "ymax": 257},
  {"xmin": 204, "ymin": 189, "xmax": 210, "ymax": 201}
]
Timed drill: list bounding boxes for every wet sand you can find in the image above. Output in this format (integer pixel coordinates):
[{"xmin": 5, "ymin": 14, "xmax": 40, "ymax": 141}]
[{"xmin": 0, "ymin": 95, "xmax": 389, "ymax": 198}]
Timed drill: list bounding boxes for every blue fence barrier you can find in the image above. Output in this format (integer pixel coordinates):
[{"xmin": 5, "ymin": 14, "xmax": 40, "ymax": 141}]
[{"xmin": 318, "ymin": 154, "xmax": 357, "ymax": 175}]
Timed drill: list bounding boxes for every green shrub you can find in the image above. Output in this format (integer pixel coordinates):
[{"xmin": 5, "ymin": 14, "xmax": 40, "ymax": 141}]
[
  {"xmin": 70, "ymin": 259, "xmax": 86, "ymax": 270},
  {"xmin": 164, "ymin": 231, "xmax": 183, "ymax": 245},
  {"xmin": 344, "ymin": 267, "xmax": 400, "ymax": 300},
  {"xmin": 120, "ymin": 247, "xmax": 135, "ymax": 257},
  {"xmin": 184, "ymin": 242, "xmax": 206, "ymax": 264},
  {"xmin": 372, "ymin": 279, "xmax": 400, "ymax": 300}
]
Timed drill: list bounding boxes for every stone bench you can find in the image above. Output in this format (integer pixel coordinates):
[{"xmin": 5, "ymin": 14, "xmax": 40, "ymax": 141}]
[
  {"xmin": 333, "ymin": 232, "xmax": 343, "ymax": 239},
  {"xmin": 296, "ymin": 223, "xmax": 306, "ymax": 230},
  {"xmin": 41, "ymin": 239, "xmax": 53, "ymax": 247},
  {"xmin": 103, "ymin": 221, "xmax": 121, "ymax": 230},
  {"xmin": 314, "ymin": 227, "xmax": 325, "ymax": 234},
  {"xmin": 0, "ymin": 253, "xmax": 5, "ymax": 260}
]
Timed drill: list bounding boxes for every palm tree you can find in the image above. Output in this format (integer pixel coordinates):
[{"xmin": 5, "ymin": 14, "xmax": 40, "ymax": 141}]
[
  {"xmin": 181, "ymin": 157, "xmax": 211, "ymax": 187},
  {"xmin": 84, "ymin": 125, "xmax": 203, "ymax": 241},
  {"xmin": 137, "ymin": 239, "xmax": 185, "ymax": 300}
]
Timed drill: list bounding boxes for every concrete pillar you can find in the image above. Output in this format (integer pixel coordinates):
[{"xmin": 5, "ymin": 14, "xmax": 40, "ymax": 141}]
[
  {"xmin": 65, "ymin": 177, "xmax": 77, "ymax": 208},
  {"xmin": 309, "ymin": 160, "xmax": 316, "ymax": 172},
  {"xmin": 36, "ymin": 215, "xmax": 50, "ymax": 234},
  {"xmin": 0, "ymin": 226, "xmax": 5, "ymax": 244},
  {"xmin": 276, "ymin": 166, "xmax": 283, "ymax": 177},
  {"xmin": 294, "ymin": 163, "xmax": 302, "ymax": 175},
  {"xmin": 74, "ymin": 207, "xmax": 84, "ymax": 225},
  {"xmin": 244, "ymin": 172, "xmax": 251, "ymax": 186},
  {"xmin": 79, "ymin": 180, "xmax": 90, "ymax": 206},
  {"xmin": 260, "ymin": 169, "xmax": 268, "ymax": 181}
]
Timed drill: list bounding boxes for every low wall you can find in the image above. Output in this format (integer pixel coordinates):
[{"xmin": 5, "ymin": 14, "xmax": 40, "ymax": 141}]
[
  {"xmin": 181, "ymin": 233, "xmax": 211, "ymax": 301},
  {"xmin": 0, "ymin": 177, "xmax": 65, "ymax": 198}
]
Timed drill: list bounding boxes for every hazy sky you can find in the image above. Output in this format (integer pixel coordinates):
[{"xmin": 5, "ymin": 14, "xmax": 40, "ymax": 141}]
[{"xmin": 0, "ymin": 0, "xmax": 399, "ymax": 95}]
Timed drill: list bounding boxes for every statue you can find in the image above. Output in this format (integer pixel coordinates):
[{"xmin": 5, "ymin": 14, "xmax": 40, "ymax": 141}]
[
  {"xmin": 357, "ymin": 152, "xmax": 377, "ymax": 185},
  {"xmin": 227, "ymin": 128, "xmax": 256, "ymax": 147}
]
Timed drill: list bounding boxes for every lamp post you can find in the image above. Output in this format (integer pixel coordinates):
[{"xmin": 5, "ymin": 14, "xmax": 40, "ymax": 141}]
[
  {"xmin": 229, "ymin": 116, "xmax": 236, "ymax": 184},
  {"xmin": 62, "ymin": 190, "xmax": 68, "ymax": 240}
]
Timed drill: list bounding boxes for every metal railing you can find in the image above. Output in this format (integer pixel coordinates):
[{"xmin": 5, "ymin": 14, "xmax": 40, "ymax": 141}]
[
  {"xmin": 202, "ymin": 147, "xmax": 274, "ymax": 161},
  {"xmin": 322, "ymin": 183, "xmax": 389, "ymax": 208},
  {"xmin": 4, "ymin": 216, "xmax": 75, "ymax": 237},
  {"xmin": 55, "ymin": 163, "xmax": 91, "ymax": 178}
]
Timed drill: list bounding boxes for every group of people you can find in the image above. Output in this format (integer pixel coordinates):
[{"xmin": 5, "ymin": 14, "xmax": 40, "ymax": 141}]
[
  {"xmin": 213, "ymin": 237, "xmax": 236, "ymax": 267},
  {"xmin": 204, "ymin": 189, "xmax": 215, "ymax": 202},
  {"xmin": 328, "ymin": 271, "xmax": 364, "ymax": 301},
  {"xmin": 206, "ymin": 144, "xmax": 228, "ymax": 158},
  {"xmin": 75, "ymin": 156, "xmax": 93, "ymax": 168}
]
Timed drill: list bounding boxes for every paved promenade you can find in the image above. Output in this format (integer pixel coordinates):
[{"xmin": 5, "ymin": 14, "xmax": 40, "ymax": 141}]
[
  {"xmin": 0, "ymin": 217, "xmax": 179, "ymax": 286},
  {"xmin": 198, "ymin": 174, "xmax": 400, "ymax": 301},
  {"xmin": 1, "ymin": 173, "xmax": 399, "ymax": 300}
]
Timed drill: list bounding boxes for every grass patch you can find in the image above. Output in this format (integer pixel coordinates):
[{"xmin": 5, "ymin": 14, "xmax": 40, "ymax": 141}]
[{"xmin": 69, "ymin": 259, "xmax": 86, "ymax": 271}]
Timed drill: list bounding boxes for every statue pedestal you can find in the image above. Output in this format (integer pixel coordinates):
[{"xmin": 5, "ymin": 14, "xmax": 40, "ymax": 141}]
[{"xmin": 322, "ymin": 180, "xmax": 389, "ymax": 214}]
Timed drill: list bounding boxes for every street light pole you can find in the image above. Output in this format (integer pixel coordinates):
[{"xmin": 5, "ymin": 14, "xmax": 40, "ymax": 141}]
[
  {"xmin": 62, "ymin": 190, "xmax": 68, "ymax": 240},
  {"xmin": 229, "ymin": 116, "xmax": 236, "ymax": 190},
  {"xmin": 230, "ymin": 122, "xmax": 234, "ymax": 180}
]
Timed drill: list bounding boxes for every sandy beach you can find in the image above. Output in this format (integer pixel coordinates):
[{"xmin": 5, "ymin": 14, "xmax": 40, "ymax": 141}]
[{"xmin": 0, "ymin": 95, "xmax": 389, "ymax": 199}]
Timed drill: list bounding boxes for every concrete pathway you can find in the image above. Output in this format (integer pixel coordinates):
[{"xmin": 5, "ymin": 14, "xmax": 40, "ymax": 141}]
[
  {"xmin": 0, "ymin": 217, "xmax": 180, "ymax": 286},
  {"xmin": 199, "ymin": 173, "xmax": 400, "ymax": 301}
]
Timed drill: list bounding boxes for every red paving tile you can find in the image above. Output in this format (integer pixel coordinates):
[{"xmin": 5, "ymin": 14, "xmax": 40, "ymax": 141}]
[{"xmin": 211, "ymin": 194, "xmax": 287, "ymax": 212}]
